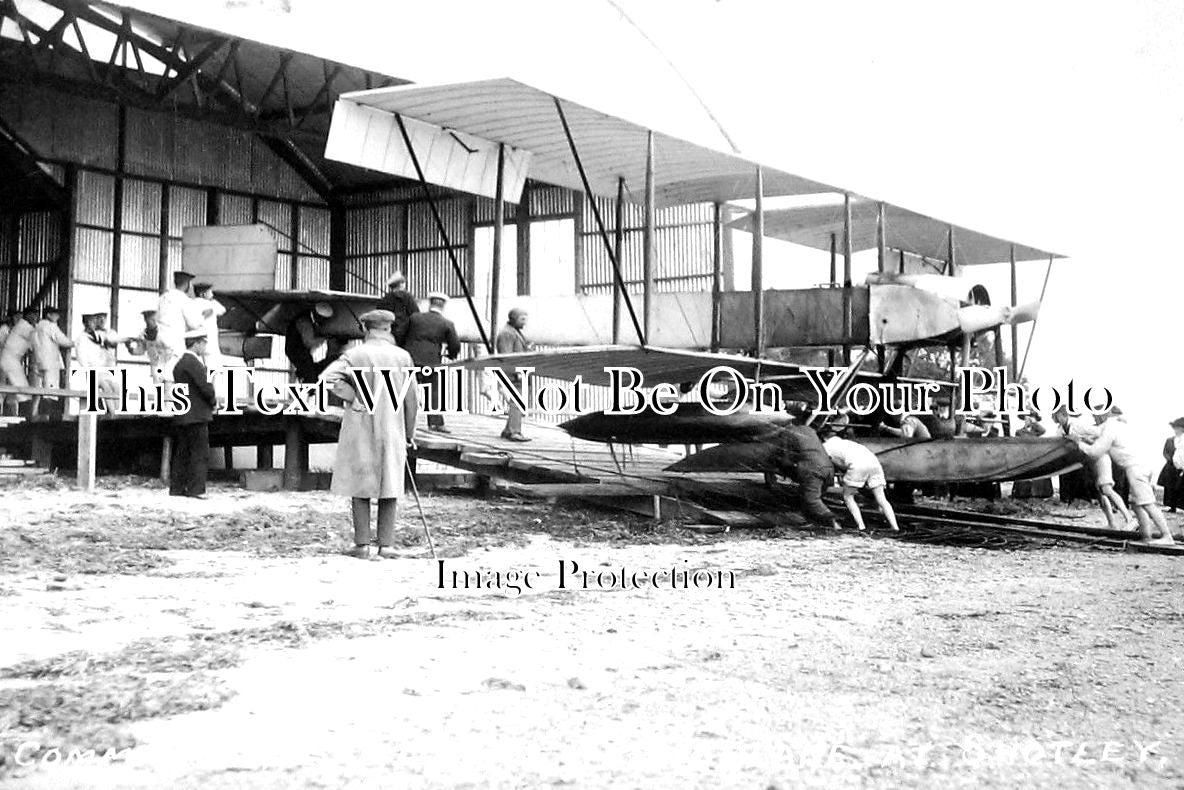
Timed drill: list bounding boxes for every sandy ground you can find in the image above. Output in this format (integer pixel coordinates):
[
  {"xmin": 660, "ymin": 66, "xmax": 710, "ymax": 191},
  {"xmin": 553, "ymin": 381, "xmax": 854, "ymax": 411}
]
[{"xmin": 1, "ymin": 476, "xmax": 1184, "ymax": 789}]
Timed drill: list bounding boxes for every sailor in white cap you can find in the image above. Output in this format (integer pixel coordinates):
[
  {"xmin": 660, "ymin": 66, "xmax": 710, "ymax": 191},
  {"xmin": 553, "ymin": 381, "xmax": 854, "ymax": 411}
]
[
  {"xmin": 126, "ymin": 309, "xmax": 169, "ymax": 384},
  {"xmin": 318, "ymin": 308, "xmax": 418, "ymax": 559},
  {"xmin": 378, "ymin": 270, "xmax": 419, "ymax": 346},
  {"xmin": 403, "ymin": 291, "xmax": 460, "ymax": 433},
  {"xmin": 191, "ymin": 282, "xmax": 226, "ymax": 371},
  {"xmin": 73, "ymin": 310, "xmax": 123, "ymax": 414},
  {"xmin": 0, "ymin": 306, "xmax": 37, "ymax": 415},
  {"xmin": 169, "ymin": 328, "xmax": 218, "ymax": 498},
  {"xmin": 30, "ymin": 305, "xmax": 73, "ymax": 417},
  {"xmin": 156, "ymin": 269, "xmax": 208, "ymax": 382}
]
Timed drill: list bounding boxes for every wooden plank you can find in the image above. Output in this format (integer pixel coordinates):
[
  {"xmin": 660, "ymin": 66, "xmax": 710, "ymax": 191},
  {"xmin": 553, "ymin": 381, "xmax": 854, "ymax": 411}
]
[
  {"xmin": 504, "ymin": 481, "xmax": 670, "ymax": 497},
  {"xmin": 0, "ymin": 385, "xmax": 88, "ymax": 398}
]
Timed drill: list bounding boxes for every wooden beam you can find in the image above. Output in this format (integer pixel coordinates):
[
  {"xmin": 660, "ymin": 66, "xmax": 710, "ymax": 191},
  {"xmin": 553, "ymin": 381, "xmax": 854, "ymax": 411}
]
[
  {"xmin": 153, "ymin": 38, "xmax": 225, "ymax": 102},
  {"xmin": 613, "ymin": 177, "xmax": 625, "ymax": 344},
  {"xmin": 1009, "ymin": 243, "xmax": 1019, "ymax": 381},
  {"xmin": 255, "ymin": 52, "xmax": 295, "ymax": 118},
  {"xmin": 572, "ymin": 189, "xmax": 584, "ymax": 293},
  {"xmin": 491, "ymin": 143, "xmax": 505, "ymax": 334},
  {"xmin": 947, "ymin": 225, "xmax": 956, "ymax": 276},
  {"xmin": 842, "ymin": 193, "xmax": 853, "ymax": 364},
  {"xmin": 516, "ymin": 180, "xmax": 531, "ymax": 296},
  {"xmin": 258, "ymin": 135, "xmax": 334, "ymax": 202},
  {"xmin": 328, "ymin": 201, "xmax": 346, "ymax": 290},
  {"xmin": 752, "ymin": 166, "xmax": 765, "ymax": 357},
  {"xmin": 876, "ymin": 200, "xmax": 887, "ymax": 273},
  {"xmin": 643, "ymin": 130, "xmax": 656, "ymax": 339},
  {"xmin": 282, "ymin": 417, "xmax": 307, "ymax": 490},
  {"xmin": 711, "ymin": 201, "xmax": 723, "ymax": 352}
]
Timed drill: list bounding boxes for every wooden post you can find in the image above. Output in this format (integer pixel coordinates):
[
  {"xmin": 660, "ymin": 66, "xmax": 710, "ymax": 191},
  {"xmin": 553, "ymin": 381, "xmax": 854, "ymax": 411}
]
[
  {"xmin": 490, "ymin": 143, "xmax": 505, "ymax": 337},
  {"xmin": 613, "ymin": 177, "xmax": 625, "ymax": 344},
  {"xmin": 829, "ymin": 232, "xmax": 837, "ymax": 285},
  {"xmin": 160, "ymin": 436, "xmax": 171, "ymax": 483},
  {"xmin": 643, "ymin": 131, "xmax": 656, "ymax": 340},
  {"xmin": 31, "ymin": 435, "xmax": 52, "ymax": 468},
  {"xmin": 898, "ymin": 249, "xmax": 906, "ymax": 274},
  {"xmin": 752, "ymin": 166, "xmax": 765, "ymax": 357},
  {"xmin": 876, "ymin": 201, "xmax": 887, "ymax": 273},
  {"xmin": 77, "ymin": 412, "xmax": 97, "ymax": 492},
  {"xmin": 329, "ymin": 202, "xmax": 346, "ymax": 290},
  {"xmin": 572, "ymin": 189, "xmax": 585, "ymax": 294},
  {"xmin": 842, "ymin": 193, "xmax": 853, "ymax": 364},
  {"xmin": 283, "ymin": 418, "xmax": 307, "ymax": 490},
  {"xmin": 947, "ymin": 225, "xmax": 957, "ymax": 277},
  {"xmin": 711, "ymin": 201, "xmax": 723, "ymax": 352},
  {"xmin": 1009, "ymin": 243, "xmax": 1019, "ymax": 381},
  {"xmin": 257, "ymin": 444, "xmax": 274, "ymax": 470},
  {"xmin": 828, "ymin": 232, "xmax": 837, "ymax": 367},
  {"xmin": 516, "ymin": 180, "xmax": 531, "ymax": 296}
]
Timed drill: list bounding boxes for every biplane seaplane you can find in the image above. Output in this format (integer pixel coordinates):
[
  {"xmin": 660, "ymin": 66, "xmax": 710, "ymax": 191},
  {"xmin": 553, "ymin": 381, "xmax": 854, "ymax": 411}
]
[{"xmin": 191, "ymin": 77, "xmax": 1081, "ymax": 488}]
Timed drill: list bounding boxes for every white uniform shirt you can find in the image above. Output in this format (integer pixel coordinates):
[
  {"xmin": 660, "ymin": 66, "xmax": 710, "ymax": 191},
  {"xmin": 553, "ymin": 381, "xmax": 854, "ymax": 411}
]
[
  {"xmin": 1, "ymin": 318, "xmax": 35, "ymax": 361},
  {"xmin": 822, "ymin": 436, "xmax": 878, "ymax": 471},
  {"xmin": 156, "ymin": 289, "xmax": 190, "ymax": 354},
  {"xmin": 1081, "ymin": 417, "xmax": 1144, "ymax": 474},
  {"xmin": 75, "ymin": 329, "xmax": 119, "ymax": 368},
  {"xmin": 32, "ymin": 319, "xmax": 72, "ymax": 372},
  {"xmin": 191, "ymin": 296, "xmax": 226, "ymax": 366}
]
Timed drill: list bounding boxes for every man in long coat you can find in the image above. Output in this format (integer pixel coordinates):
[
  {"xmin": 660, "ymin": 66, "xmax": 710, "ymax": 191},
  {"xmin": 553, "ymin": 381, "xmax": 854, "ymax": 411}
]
[
  {"xmin": 170, "ymin": 329, "xmax": 218, "ymax": 498},
  {"xmin": 404, "ymin": 292, "xmax": 461, "ymax": 433},
  {"xmin": 319, "ymin": 309, "xmax": 419, "ymax": 559}
]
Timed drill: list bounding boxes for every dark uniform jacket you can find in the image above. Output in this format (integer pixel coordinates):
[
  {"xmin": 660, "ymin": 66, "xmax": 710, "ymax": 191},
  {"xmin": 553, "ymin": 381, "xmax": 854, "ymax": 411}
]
[
  {"xmin": 775, "ymin": 425, "xmax": 833, "ymax": 478},
  {"xmin": 378, "ymin": 290, "xmax": 420, "ymax": 346},
  {"xmin": 173, "ymin": 351, "xmax": 217, "ymax": 424},
  {"xmin": 404, "ymin": 309, "xmax": 461, "ymax": 367}
]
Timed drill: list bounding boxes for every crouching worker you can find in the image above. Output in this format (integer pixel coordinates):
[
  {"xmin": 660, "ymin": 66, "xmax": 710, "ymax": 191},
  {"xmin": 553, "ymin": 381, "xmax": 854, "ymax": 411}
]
[
  {"xmin": 819, "ymin": 422, "xmax": 900, "ymax": 532},
  {"xmin": 773, "ymin": 417, "xmax": 840, "ymax": 531},
  {"xmin": 319, "ymin": 309, "xmax": 418, "ymax": 559}
]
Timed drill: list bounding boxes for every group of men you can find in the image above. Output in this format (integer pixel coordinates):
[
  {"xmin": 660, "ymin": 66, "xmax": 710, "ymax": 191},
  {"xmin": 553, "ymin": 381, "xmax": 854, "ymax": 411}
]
[
  {"xmin": 0, "ymin": 305, "xmax": 73, "ymax": 418},
  {"xmin": 775, "ymin": 411, "xmax": 900, "ymax": 533},
  {"xmin": 1054, "ymin": 405, "xmax": 1176, "ymax": 545},
  {"xmin": 375, "ymin": 272, "xmax": 533, "ymax": 442}
]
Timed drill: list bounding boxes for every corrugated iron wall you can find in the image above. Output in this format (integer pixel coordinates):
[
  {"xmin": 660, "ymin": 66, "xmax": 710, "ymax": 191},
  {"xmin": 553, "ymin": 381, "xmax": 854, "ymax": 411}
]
[{"xmin": 342, "ymin": 196, "xmax": 470, "ymax": 298}]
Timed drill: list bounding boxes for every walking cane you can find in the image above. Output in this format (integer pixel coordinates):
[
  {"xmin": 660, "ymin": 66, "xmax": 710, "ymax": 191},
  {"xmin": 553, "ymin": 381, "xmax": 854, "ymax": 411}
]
[{"xmin": 405, "ymin": 448, "xmax": 437, "ymax": 560}]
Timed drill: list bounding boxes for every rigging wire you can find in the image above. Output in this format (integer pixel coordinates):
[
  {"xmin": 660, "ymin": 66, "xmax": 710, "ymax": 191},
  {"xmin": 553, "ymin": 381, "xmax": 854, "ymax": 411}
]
[{"xmin": 601, "ymin": 0, "xmax": 742, "ymax": 155}]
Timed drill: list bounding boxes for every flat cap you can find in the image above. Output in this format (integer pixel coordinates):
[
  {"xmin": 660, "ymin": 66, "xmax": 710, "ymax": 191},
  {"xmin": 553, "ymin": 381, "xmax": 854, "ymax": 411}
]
[
  {"xmin": 426, "ymin": 291, "xmax": 449, "ymax": 302},
  {"xmin": 184, "ymin": 328, "xmax": 208, "ymax": 340},
  {"xmin": 359, "ymin": 308, "xmax": 396, "ymax": 326}
]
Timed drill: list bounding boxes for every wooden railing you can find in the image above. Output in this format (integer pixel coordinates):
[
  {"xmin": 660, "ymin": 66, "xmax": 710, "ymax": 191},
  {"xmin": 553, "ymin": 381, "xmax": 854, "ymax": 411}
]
[{"xmin": 0, "ymin": 385, "xmax": 96, "ymax": 492}]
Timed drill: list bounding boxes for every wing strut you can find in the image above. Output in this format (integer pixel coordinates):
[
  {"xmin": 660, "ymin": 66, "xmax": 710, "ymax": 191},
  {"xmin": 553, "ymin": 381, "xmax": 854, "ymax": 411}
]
[
  {"xmin": 392, "ymin": 113, "xmax": 495, "ymax": 354},
  {"xmin": 553, "ymin": 97, "xmax": 648, "ymax": 347}
]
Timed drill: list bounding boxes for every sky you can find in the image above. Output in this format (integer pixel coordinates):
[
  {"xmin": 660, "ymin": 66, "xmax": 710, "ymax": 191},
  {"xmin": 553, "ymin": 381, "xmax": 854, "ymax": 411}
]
[{"xmin": 124, "ymin": 0, "xmax": 1184, "ymax": 465}]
